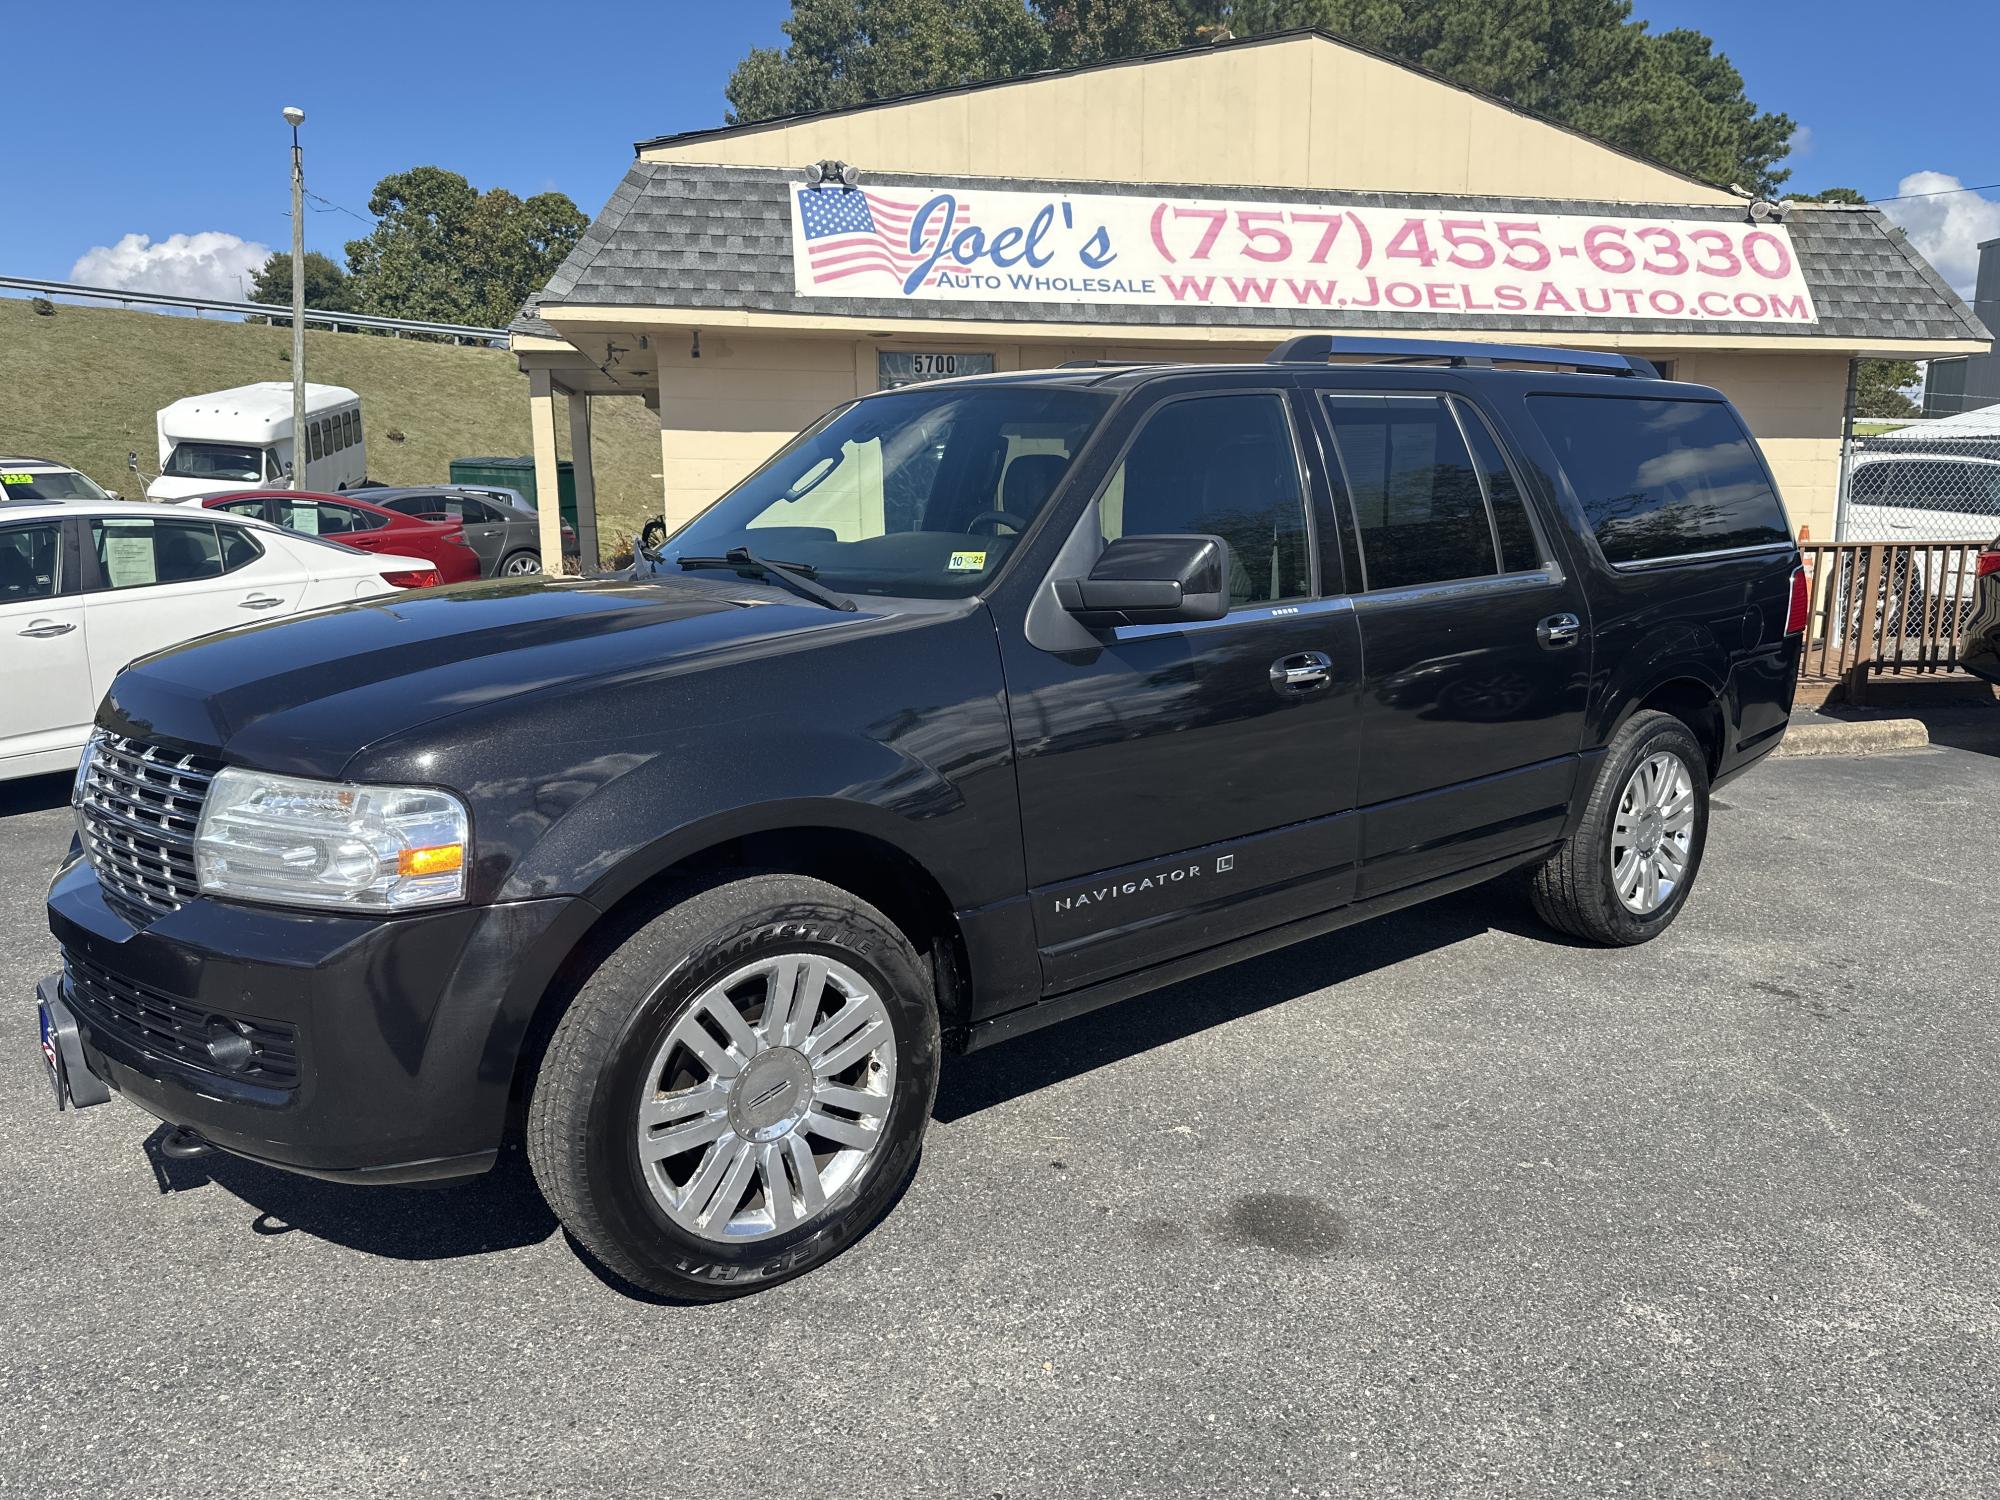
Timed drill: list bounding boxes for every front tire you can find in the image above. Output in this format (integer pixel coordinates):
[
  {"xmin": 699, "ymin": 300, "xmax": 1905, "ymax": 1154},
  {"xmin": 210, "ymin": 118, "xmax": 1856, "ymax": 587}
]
[
  {"xmin": 1530, "ymin": 710, "xmax": 1710, "ymax": 946},
  {"xmin": 527, "ymin": 874, "xmax": 940, "ymax": 1299}
]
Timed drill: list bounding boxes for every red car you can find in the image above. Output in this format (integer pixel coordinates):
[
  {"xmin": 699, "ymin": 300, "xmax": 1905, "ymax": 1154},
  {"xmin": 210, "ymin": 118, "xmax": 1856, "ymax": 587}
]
[{"xmin": 193, "ymin": 490, "xmax": 482, "ymax": 584}]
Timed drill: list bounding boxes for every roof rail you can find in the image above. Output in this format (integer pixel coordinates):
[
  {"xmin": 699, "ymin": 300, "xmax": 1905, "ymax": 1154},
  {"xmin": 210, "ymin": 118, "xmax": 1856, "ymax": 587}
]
[
  {"xmin": 1265, "ymin": 335, "xmax": 1658, "ymax": 379},
  {"xmin": 1055, "ymin": 358, "xmax": 1167, "ymax": 369}
]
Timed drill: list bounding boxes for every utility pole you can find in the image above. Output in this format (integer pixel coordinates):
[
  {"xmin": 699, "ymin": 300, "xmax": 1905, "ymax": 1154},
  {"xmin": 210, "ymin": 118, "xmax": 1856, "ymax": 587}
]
[{"xmin": 284, "ymin": 105, "xmax": 307, "ymax": 489}]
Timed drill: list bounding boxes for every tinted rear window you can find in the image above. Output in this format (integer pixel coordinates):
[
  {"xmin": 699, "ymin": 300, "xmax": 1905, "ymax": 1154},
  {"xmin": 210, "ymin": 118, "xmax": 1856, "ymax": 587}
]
[{"xmin": 1529, "ymin": 396, "xmax": 1790, "ymax": 565}]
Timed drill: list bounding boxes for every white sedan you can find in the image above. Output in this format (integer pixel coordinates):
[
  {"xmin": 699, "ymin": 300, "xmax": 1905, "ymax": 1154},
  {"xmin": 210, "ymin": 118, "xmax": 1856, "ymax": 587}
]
[{"xmin": 1, "ymin": 500, "xmax": 435, "ymax": 781}]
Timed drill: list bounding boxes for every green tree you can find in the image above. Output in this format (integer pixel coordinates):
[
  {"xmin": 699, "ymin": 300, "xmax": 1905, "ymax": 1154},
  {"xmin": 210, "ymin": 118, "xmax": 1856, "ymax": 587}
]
[
  {"xmin": 728, "ymin": 0, "xmax": 1794, "ymax": 193},
  {"xmin": 249, "ymin": 250, "xmax": 351, "ymax": 319},
  {"xmin": 726, "ymin": 0, "xmax": 1049, "ymax": 121},
  {"xmin": 1785, "ymin": 186, "xmax": 1866, "ymax": 204},
  {"xmin": 1855, "ymin": 359, "xmax": 1920, "ymax": 419},
  {"xmin": 342, "ymin": 167, "xmax": 587, "ymax": 328}
]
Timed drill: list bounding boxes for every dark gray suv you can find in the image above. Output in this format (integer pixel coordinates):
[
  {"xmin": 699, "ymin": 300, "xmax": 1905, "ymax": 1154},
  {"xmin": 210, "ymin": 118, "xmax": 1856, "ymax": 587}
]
[{"xmin": 366, "ymin": 485, "xmax": 576, "ymax": 576}]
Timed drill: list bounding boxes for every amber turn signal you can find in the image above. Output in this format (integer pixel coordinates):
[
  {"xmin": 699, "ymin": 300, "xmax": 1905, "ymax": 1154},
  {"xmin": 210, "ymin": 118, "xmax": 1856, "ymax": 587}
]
[{"xmin": 397, "ymin": 844, "xmax": 464, "ymax": 877}]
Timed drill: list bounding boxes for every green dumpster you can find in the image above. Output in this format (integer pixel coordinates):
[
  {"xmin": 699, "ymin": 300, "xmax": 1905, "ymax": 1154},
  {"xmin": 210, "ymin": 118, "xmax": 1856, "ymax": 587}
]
[{"xmin": 449, "ymin": 456, "xmax": 577, "ymax": 531}]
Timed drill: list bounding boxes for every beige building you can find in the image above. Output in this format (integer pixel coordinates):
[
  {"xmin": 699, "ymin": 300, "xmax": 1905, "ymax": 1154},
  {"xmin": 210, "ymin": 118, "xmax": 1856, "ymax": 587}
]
[{"xmin": 511, "ymin": 28, "xmax": 1989, "ymax": 566}]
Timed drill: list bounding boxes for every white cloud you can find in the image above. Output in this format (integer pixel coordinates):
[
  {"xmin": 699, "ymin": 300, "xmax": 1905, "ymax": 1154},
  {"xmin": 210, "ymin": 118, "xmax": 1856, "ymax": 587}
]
[
  {"xmin": 68, "ymin": 231, "xmax": 272, "ymax": 302},
  {"xmin": 1789, "ymin": 124, "xmax": 1815, "ymax": 158},
  {"xmin": 1881, "ymin": 171, "xmax": 2000, "ymax": 298}
]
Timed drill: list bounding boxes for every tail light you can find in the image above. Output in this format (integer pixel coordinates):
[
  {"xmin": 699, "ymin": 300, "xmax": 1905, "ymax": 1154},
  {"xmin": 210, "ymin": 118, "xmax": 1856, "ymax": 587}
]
[
  {"xmin": 1976, "ymin": 546, "xmax": 2000, "ymax": 578},
  {"xmin": 1784, "ymin": 564, "xmax": 1809, "ymax": 636},
  {"xmin": 443, "ymin": 529, "xmax": 467, "ymax": 544},
  {"xmin": 381, "ymin": 568, "xmax": 442, "ymax": 589}
]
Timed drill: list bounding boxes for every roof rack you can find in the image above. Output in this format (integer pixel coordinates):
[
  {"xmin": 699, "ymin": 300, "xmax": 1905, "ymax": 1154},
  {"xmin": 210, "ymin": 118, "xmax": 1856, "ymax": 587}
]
[
  {"xmin": 1265, "ymin": 335, "xmax": 1658, "ymax": 379},
  {"xmin": 1055, "ymin": 359, "xmax": 1167, "ymax": 369}
]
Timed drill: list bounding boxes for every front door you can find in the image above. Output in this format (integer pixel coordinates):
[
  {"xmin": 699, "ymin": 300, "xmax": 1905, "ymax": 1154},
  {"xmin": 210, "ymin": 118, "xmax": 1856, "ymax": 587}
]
[
  {"xmin": 1306, "ymin": 387, "xmax": 1592, "ymax": 897},
  {"xmin": 0, "ymin": 518, "xmax": 93, "ymax": 774},
  {"xmin": 1001, "ymin": 386, "xmax": 1364, "ymax": 994}
]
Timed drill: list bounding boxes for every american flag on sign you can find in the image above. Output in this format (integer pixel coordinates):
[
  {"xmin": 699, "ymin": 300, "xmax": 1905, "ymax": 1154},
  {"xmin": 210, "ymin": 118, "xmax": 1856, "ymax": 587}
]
[{"xmin": 796, "ymin": 189, "xmax": 972, "ymax": 289}]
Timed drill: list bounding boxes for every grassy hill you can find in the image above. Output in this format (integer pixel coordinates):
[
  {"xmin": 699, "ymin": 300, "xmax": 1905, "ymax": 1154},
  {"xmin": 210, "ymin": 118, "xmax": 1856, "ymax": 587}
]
[{"xmin": 0, "ymin": 298, "xmax": 665, "ymax": 555}]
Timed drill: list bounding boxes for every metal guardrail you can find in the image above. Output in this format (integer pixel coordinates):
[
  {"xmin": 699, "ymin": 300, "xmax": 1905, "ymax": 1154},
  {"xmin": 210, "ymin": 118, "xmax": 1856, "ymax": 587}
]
[
  {"xmin": 1799, "ymin": 538, "xmax": 1985, "ymax": 701},
  {"xmin": 0, "ymin": 275, "xmax": 508, "ymax": 341}
]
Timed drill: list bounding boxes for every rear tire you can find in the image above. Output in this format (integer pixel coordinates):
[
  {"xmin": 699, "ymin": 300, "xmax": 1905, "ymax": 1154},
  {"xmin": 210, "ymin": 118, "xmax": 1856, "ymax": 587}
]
[
  {"xmin": 500, "ymin": 550, "xmax": 541, "ymax": 577},
  {"xmin": 1530, "ymin": 710, "xmax": 1710, "ymax": 946},
  {"xmin": 527, "ymin": 874, "xmax": 940, "ymax": 1300}
]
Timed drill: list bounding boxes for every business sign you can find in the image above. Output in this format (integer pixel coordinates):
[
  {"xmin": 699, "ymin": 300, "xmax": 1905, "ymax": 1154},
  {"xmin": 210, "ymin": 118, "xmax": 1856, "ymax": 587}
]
[{"xmin": 792, "ymin": 185, "xmax": 1818, "ymax": 325}]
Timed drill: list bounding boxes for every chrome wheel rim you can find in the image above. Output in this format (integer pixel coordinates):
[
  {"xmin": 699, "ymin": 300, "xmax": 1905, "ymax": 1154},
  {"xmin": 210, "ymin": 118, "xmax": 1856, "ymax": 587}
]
[
  {"xmin": 635, "ymin": 953, "xmax": 897, "ymax": 1243},
  {"xmin": 1610, "ymin": 750, "xmax": 1695, "ymax": 915},
  {"xmin": 503, "ymin": 554, "xmax": 540, "ymax": 576}
]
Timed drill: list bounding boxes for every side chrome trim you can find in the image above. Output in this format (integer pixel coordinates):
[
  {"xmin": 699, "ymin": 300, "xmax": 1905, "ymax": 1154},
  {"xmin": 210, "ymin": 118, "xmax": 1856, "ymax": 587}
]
[
  {"xmin": 1610, "ymin": 542, "xmax": 1797, "ymax": 573},
  {"xmin": 1350, "ymin": 570, "xmax": 1560, "ymax": 612},
  {"xmin": 1107, "ymin": 595, "xmax": 1353, "ymax": 642}
]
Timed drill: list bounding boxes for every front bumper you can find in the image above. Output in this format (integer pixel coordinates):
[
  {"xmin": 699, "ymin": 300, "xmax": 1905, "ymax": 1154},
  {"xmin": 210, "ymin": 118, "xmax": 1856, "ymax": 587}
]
[{"xmin": 45, "ymin": 854, "xmax": 596, "ymax": 1183}]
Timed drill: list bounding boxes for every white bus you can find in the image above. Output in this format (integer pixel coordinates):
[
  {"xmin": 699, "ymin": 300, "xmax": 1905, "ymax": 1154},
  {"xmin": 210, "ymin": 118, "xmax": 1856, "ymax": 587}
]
[{"xmin": 146, "ymin": 382, "xmax": 366, "ymax": 501}]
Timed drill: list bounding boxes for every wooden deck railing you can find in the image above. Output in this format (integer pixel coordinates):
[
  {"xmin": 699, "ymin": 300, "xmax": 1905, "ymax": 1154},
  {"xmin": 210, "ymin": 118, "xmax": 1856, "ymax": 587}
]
[{"xmin": 1797, "ymin": 539, "xmax": 1986, "ymax": 699}]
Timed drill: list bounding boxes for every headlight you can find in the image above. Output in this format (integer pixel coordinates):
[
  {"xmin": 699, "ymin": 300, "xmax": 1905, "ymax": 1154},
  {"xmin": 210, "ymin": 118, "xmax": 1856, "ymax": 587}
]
[
  {"xmin": 71, "ymin": 731, "xmax": 102, "ymax": 808},
  {"xmin": 194, "ymin": 768, "xmax": 470, "ymax": 911}
]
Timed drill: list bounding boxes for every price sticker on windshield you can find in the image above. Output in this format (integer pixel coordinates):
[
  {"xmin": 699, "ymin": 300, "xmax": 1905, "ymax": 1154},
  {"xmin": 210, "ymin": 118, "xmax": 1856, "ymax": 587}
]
[
  {"xmin": 947, "ymin": 550, "xmax": 988, "ymax": 572},
  {"xmin": 1, "ymin": 473, "xmax": 32, "ymax": 487}
]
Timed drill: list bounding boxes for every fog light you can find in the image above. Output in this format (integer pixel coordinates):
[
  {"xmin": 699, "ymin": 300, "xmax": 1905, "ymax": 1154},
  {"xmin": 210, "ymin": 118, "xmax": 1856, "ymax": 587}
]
[{"xmin": 206, "ymin": 1018, "xmax": 255, "ymax": 1073}]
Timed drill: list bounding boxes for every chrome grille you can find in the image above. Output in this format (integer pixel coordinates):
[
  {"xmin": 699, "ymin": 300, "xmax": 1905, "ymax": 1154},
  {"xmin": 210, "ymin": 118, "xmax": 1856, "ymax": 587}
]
[
  {"xmin": 76, "ymin": 734, "xmax": 222, "ymax": 918},
  {"xmin": 61, "ymin": 947, "xmax": 300, "ymax": 1087}
]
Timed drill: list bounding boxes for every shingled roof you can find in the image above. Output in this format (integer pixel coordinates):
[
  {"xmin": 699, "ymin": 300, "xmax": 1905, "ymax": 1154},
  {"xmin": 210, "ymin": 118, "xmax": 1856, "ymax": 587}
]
[{"xmin": 513, "ymin": 162, "xmax": 1989, "ymax": 346}]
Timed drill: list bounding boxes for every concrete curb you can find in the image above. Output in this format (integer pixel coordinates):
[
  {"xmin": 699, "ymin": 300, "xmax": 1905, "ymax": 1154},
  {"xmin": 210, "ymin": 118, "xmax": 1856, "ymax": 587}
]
[{"xmin": 1773, "ymin": 717, "xmax": 1931, "ymax": 760}]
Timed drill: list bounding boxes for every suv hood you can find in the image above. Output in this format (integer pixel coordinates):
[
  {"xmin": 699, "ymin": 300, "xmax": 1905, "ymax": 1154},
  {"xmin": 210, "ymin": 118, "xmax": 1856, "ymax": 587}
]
[{"xmin": 100, "ymin": 574, "xmax": 866, "ymax": 777}]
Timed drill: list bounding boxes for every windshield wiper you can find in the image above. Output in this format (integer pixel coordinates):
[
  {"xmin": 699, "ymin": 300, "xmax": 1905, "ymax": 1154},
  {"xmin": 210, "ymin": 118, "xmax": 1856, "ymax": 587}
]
[{"xmin": 677, "ymin": 546, "xmax": 857, "ymax": 612}]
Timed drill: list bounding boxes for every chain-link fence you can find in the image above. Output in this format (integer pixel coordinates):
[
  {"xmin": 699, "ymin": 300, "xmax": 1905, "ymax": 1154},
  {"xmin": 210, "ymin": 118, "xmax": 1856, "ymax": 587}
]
[{"xmin": 1838, "ymin": 431, "xmax": 2000, "ymax": 544}]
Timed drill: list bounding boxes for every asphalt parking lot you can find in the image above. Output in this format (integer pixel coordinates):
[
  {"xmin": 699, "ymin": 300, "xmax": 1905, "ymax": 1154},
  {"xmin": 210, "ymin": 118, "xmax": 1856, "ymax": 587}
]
[{"xmin": 4, "ymin": 747, "xmax": 1997, "ymax": 1499}]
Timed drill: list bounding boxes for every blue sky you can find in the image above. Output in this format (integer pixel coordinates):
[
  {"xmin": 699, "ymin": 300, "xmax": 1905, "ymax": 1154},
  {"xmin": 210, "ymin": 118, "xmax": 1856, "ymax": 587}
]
[{"xmin": 4, "ymin": 0, "xmax": 1997, "ymax": 300}]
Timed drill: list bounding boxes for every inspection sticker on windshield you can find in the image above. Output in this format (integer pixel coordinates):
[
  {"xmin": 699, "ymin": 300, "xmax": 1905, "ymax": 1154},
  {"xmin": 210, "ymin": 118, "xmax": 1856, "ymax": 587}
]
[{"xmin": 947, "ymin": 550, "xmax": 988, "ymax": 572}]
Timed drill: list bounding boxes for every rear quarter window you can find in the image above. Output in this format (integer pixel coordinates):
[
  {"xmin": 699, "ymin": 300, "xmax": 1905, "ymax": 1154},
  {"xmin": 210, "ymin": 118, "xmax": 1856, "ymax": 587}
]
[{"xmin": 1529, "ymin": 395, "xmax": 1791, "ymax": 566}]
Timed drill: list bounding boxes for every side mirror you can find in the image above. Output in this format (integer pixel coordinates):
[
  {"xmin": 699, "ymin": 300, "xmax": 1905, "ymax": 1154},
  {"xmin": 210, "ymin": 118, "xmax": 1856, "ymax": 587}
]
[{"xmin": 1055, "ymin": 534, "xmax": 1230, "ymax": 628}]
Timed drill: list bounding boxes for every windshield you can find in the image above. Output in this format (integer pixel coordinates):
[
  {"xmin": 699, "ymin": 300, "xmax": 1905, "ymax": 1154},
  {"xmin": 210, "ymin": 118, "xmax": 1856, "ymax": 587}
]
[
  {"xmin": 163, "ymin": 442, "xmax": 269, "ymax": 482},
  {"xmin": 664, "ymin": 385, "xmax": 1110, "ymax": 599},
  {"xmin": 0, "ymin": 467, "xmax": 109, "ymax": 500}
]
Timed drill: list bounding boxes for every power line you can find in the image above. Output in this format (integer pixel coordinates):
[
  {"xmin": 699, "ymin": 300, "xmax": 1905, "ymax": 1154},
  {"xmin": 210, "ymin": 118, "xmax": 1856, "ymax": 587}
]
[
  {"xmin": 1871, "ymin": 178, "xmax": 2000, "ymax": 204},
  {"xmin": 303, "ymin": 189, "xmax": 373, "ymax": 224}
]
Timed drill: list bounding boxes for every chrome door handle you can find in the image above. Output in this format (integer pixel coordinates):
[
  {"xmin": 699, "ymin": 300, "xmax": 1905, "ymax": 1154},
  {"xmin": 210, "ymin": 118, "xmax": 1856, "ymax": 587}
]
[
  {"xmin": 1270, "ymin": 650, "xmax": 1333, "ymax": 694},
  {"xmin": 18, "ymin": 620, "xmax": 76, "ymax": 638},
  {"xmin": 1536, "ymin": 613, "xmax": 1582, "ymax": 649},
  {"xmin": 240, "ymin": 595, "xmax": 285, "ymax": 610}
]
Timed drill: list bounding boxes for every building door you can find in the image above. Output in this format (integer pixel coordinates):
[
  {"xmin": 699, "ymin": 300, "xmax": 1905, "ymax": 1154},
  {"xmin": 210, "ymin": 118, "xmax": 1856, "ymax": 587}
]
[{"xmin": 1001, "ymin": 387, "xmax": 1364, "ymax": 994}]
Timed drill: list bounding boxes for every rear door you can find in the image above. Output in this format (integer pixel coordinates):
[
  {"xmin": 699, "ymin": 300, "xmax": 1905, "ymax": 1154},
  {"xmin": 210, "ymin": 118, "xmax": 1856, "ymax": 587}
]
[
  {"xmin": 1305, "ymin": 384, "xmax": 1592, "ymax": 897},
  {"xmin": 450, "ymin": 495, "xmax": 511, "ymax": 574},
  {"xmin": 0, "ymin": 517, "xmax": 93, "ymax": 773},
  {"xmin": 81, "ymin": 516, "xmax": 304, "ymax": 683},
  {"xmin": 272, "ymin": 497, "xmax": 392, "ymax": 551}
]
